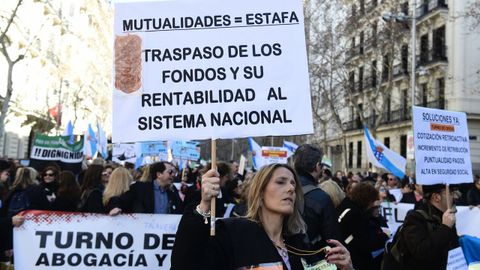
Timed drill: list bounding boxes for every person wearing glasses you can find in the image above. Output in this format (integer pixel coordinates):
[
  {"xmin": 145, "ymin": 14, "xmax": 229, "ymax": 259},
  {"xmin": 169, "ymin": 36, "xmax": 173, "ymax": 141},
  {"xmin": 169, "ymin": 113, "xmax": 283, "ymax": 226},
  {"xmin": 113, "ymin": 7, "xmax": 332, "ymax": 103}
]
[
  {"xmin": 40, "ymin": 165, "xmax": 60, "ymax": 204},
  {"xmin": 110, "ymin": 161, "xmax": 183, "ymax": 215}
]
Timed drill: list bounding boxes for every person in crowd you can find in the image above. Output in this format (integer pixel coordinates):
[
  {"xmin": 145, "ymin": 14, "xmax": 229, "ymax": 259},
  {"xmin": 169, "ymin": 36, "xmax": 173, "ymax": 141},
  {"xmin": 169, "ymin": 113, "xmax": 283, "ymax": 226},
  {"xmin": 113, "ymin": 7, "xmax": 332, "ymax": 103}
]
[
  {"xmin": 467, "ymin": 175, "xmax": 480, "ymax": 206},
  {"xmin": 52, "ymin": 171, "xmax": 81, "ymax": 212},
  {"xmin": 124, "ymin": 162, "xmax": 135, "ymax": 178},
  {"xmin": 396, "ymin": 184, "xmax": 459, "ymax": 269},
  {"xmin": 113, "ymin": 161, "xmax": 183, "ymax": 214},
  {"xmin": 319, "ymin": 179, "xmax": 345, "ymax": 208},
  {"xmin": 101, "ymin": 165, "xmax": 113, "ymax": 186},
  {"xmin": 345, "ymin": 181, "xmax": 358, "ymax": 197},
  {"xmin": 0, "ymin": 160, "xmax": 18, "ymax": 262},
  {"xmin": 138, "ymin": 164, "xmax": 151, "ymax": 182},
  {"xmin": 386, "ymin": 174, "xmax": 399, "ymax": 189},
  {"xmin": 293, "ymin": 144, "xmax": 341, "ymax": 250},
  {"xmin": 337, "ymin": 182, "xmax": 389, "ymax": 270},
  {"xmin": 400, "ymin": 178, "xmax": 423, "ymax": 204},
  {"xmin": 171, "ymin": 163, "xmax": 354, "ymax": 270},
  {"xmin": 40, "ymin": 165, "xmax": 60, "ymax": 204},
  {"xmin": 183, "ymin": 162, "xmax": 233, "ymax": 217},
  {"xmin": 79, "ymin": 164, "xmax": 105, "ymax": 213},
  {"xmin": 103, "ymin": 167, "xmax": 133, "ymax": 213},
  {"xmin": 1, "ymin": 167, "xmax": 50, "ymax": 259},
  {"xmin": 375, "ymin": 175, "xmax": 396, "ymax": 203}
]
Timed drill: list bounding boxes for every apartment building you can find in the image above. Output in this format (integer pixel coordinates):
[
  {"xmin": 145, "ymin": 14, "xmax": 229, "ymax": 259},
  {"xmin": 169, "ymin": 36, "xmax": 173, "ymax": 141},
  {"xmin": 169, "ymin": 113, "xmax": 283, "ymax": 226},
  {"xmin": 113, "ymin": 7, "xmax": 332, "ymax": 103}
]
[{"xmin": 324, "ymin": 0, "xmax": 480, "ymax": 174}]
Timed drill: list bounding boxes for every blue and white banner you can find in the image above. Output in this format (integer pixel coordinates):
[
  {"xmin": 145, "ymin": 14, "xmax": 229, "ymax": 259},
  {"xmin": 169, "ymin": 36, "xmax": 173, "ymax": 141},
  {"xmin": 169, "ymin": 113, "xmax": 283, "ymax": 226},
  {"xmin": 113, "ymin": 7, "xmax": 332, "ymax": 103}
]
[
  {"xmin": 283, "ymin": 140, "xmax": 298, "ymax": 158},
  {"xmin": 97, "ymin": 122, "xmax": 108, "ymax": 159},
  {"xmin": 62, "ymin": 120, "xmax": 74, "ymax": 145},
  {"xmin": 364, "ymin": 127, "xmax": 406, "ymax": 178},
  {"xmin": 459, "ymin": 235, "xmax": 480, "ymax": 270},
  {"xmin": 84, "ymin": 124, "xmax": 98, "ymax": 158}
]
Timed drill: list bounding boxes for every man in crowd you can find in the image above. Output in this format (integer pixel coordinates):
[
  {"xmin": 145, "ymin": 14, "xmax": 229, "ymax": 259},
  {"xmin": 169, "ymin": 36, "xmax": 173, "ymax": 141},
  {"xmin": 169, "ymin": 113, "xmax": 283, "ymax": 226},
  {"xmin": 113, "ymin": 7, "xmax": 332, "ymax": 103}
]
[
  {"xmin": 293, "ymin": 144, "xmax": 341, "ymax": 250},
  {"xmin": 121, "ymin": 161, "xmax": 183, "ymax": 214},
  {"xmin": 399, "ymin": 184, "xmax": 459, "ymax": 269}
]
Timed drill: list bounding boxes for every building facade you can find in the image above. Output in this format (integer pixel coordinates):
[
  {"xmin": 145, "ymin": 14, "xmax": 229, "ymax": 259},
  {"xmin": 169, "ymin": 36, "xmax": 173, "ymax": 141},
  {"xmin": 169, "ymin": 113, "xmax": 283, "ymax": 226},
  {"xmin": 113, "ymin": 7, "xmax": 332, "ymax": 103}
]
[{"xmin": 324, "ymin": 0, "xmax": 480, "ymax": 175}]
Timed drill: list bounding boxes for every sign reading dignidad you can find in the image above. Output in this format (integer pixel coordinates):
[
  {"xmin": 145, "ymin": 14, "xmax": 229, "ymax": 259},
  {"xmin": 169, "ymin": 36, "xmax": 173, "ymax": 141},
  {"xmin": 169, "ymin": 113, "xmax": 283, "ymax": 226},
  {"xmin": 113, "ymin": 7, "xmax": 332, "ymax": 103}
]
[
  {"xmin": 112, "ymin": 0, "xmax": 313, "ymax": 142},
  {"xmin": 412, "ymin": 106, "xmax": 473, "ymax": 185}
]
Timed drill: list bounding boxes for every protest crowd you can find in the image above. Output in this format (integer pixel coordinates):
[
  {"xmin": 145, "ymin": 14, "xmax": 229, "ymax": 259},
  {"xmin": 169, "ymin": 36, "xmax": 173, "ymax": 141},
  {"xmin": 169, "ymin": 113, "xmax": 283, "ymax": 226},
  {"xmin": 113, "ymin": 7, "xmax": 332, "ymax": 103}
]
[{"xmin": 0, "ymin": 143, "xmax": 479, "ymax": 270}]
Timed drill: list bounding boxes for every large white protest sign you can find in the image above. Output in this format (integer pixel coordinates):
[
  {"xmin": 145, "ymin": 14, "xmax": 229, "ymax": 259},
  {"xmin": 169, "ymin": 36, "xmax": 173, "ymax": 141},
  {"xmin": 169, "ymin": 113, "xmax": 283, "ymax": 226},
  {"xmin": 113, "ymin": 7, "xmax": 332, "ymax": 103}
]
[
  {"xmin": 14, "ymin": 211, "xmax": 181, "ymax": 270},
  {"xmin": 112, "ymin": 0, "xmax": 313, "ymax": 143},
  {"xmin": 380, "ymin": 203, "xmax": 480, "ymax": 238},
  {"xmin": 412, "ymin": 106, "xmax": 473, "ymax": 185}
]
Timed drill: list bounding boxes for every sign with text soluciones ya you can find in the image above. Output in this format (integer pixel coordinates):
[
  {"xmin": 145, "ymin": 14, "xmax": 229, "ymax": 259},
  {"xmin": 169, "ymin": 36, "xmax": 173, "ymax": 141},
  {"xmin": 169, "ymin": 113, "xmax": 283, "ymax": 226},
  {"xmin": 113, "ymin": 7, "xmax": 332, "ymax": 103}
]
[
  {"xmin": 412, "ymin": 106, "xmax": 473, "ymax": 185},
  {"xmin": 112, "ymin": 0, "xmax": 313, "ymax": 142}
]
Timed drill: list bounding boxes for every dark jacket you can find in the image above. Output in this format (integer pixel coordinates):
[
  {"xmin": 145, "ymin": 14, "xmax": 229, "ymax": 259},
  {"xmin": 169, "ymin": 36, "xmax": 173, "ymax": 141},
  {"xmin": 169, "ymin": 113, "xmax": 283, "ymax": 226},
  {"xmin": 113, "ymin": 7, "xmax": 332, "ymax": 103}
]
[
  {"xmin": 467, "ymin": 187, "xmax": 480, "ymax": 206},
  {"xmin": 120, "ymin": 181, "xmax": 183, "ymax": 214},
  {"xmin": 0, "ymin": 185, "xmax": 50, "ymax": 252},
  {"xmin": 337, "ymin": 197, "xmax": 389, "ymax": 270},
  {"xmin": 171, "ymin": 204, "xmax": 320, "ymax": 270},
  {"xmin": 80, "ymin": 186, "xmax": 104, "ymax": 213},
  {"xmin": 298, "ymin": 172, "xmax": 341, "ymax": 249},
  {"xmin": 183, "ymin": 187, "xmax": 230, "ymax": 217},
  {"xmin": 401, "ymin": 201, "xmax": 459, "ymax": 270},
  {"xmin": 52, "ymin": 196, "xmax": 80, "ymax": 212}
]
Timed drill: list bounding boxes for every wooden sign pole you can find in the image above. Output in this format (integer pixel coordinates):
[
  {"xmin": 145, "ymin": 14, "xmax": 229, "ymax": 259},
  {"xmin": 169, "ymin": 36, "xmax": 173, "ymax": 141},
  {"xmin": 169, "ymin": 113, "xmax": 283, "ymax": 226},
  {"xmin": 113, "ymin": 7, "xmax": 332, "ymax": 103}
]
[{"xmin": 210, "ymin": 139, "xmax": 217, "ymax": 236}]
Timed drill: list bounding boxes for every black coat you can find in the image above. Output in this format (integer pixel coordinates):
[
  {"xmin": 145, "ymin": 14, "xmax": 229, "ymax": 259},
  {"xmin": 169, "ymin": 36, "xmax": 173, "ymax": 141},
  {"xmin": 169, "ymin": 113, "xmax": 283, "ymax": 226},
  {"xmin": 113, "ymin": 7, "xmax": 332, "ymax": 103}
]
[
  {"xmin": 298, "ymin": 172, "xmax": 341, "ymax": 249},
  {"xmin": 52, "ymin": 196, "xmax": 80, "ymax": 212},
  {"xmin": 337, "ymin": 197, "xmax": 389, "ymax": 270},
  {"xmin": 80, "ymin": 186, "xmax": 104, "ymax": 213},
  {"xmin": 401, "ymin": 201, "xmax": 459, "ymax": 270},
  {"xmin": 0, "ymin": 185, "xmax": 50, "ymax": 252},
  {"xmin": 171, "ymin": 204, "xmax": 321, "ymax": 270},
  {"xmin": 119, "ymin": 181, "xmax": 183, "ymax": 214}
]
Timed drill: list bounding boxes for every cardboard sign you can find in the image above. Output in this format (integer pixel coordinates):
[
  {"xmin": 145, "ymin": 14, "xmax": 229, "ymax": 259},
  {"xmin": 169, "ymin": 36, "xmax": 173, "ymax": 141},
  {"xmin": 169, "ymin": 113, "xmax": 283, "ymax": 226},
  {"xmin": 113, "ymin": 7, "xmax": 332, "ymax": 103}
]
[
  {"xmin": 412, "ymin": 106, "xmax": 473, "ymax": 185},
  {"xmin": 112, "ymin": 0, "xmax": 313, "ymax": 142},
  {"xmin": 261, "ymin": 147, "xmax": 288, "ymax": 165}
]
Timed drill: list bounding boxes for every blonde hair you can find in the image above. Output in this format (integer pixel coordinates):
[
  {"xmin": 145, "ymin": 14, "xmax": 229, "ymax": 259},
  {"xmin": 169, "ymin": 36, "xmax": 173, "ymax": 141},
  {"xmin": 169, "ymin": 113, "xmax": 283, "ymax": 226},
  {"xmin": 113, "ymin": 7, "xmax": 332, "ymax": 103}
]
[
  {"xmin": 139, "ymin": 165, "xmax": 151, "ymax": 182},
  {"xmin": 11, "ymin": 167, "xmax": 38, "ymax": 190},
  {"xmin": 103, "ymin": 167, "xmax": 132, "ymax": 206},
  {"xmin": 319, "ymin": 180, "xmax": 345, "ymax": 208},
  {"xmin": 245, "ymin": 163, "xmax": 306, "ymax": 235}
]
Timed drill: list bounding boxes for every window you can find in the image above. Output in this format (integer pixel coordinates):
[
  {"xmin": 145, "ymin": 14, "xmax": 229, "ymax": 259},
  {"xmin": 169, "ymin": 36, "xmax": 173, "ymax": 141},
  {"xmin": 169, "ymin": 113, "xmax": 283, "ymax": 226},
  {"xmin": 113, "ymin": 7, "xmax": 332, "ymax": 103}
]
[
  {"xmin": 382, "ymin": 54, "xmax": 389, "ymax": 81},
  {"xmin": 402, "ymin": 89, "xmax": 408, "ymax": 116},
  {"xmin": 384, "ymin": 137, "xmax": 390, "ymax": 148},
  {"xmin": 402, "ymin": 2, "xmax": 409, "ymax": 16},
  {"xmin": 357, "ymin": 104, "xmax": 363, "ymax": 128},
  {"xmin": 420, "ymin": 34, "xmax": 429, "ymax": 64},
  {"xmin": 360, "ymin": 32, "xmax": 364, "ymax": 54},
  {"xmin": 400, "ymin": 135, "xmax": 407, "ymax": 158},
  {"xmin": 421, "ymin": 83, "xmax": 428, "ymax": 107},
  {"xmin": 433, "ymin": 26, "xmax": 446, "ymax": 60},
  {"xmin": 437, "ymin": 78, "xmax": 445, "ymax": 109},
  {"xmin": 357, "ymin": 141, "xmax": 362, "ymax": 168},
  {"xmin": 349, "ymin": 142, "xmax": 354, "ymax": 168},
  {"xmin": 359, "ymin": 66, "xmax": 364, "ymax": 92},
  {"xmin": 371, "ymin": 60, "xmax": 377, "ymax": 87},
  {"xmin": 401, "ymin": 45, "xmax": 408, "ymax": 73},
  {"xmin": 349, "ymin": 72, "xmax": 355, "ymax": 92}
]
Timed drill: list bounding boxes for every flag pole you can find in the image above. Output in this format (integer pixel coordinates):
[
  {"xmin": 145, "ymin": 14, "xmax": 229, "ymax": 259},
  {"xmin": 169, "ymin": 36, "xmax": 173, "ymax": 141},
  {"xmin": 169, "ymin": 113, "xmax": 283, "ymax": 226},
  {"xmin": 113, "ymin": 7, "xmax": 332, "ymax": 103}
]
[{"xmin": 210, "ymin": 139, "xmax": 217, "ymax": 236}]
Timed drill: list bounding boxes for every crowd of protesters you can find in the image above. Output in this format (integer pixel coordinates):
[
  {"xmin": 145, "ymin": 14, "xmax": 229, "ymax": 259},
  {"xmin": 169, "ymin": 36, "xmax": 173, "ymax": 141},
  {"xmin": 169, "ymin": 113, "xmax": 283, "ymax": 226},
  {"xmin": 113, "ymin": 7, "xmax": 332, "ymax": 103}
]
[{"xmin": 0, "ymin": 145, "xmax": 479, "ymax": 269}]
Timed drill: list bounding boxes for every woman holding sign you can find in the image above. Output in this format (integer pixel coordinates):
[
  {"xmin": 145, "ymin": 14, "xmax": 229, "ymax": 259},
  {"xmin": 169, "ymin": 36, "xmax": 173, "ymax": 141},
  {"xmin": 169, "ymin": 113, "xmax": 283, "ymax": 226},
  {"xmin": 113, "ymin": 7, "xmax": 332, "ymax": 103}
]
[{"xmin": 172, "ymin": 163, "xmax": 353, "ymax": 270}]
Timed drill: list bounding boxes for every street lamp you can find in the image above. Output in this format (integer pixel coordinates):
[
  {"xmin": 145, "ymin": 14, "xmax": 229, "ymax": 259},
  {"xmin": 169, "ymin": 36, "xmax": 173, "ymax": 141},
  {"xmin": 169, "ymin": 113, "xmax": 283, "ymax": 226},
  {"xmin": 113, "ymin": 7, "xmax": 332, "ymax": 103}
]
[{"xmin": 382, "ymin": 0, "xmax": 417, "ymax": 111}]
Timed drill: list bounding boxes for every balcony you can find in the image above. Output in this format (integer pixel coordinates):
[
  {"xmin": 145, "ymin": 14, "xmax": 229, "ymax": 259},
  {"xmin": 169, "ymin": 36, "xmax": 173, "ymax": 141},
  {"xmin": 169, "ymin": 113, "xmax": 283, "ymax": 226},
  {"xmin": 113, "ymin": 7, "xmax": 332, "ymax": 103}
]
[
  {"xmin": 345, "ymin": 44, "xmax": 363, "ymax": 61},
  {"xmin": 393, "ymin": 64, "xmax": 408, "ymax": 78},
  {"xmin": 417, "ymin": 0, "xmax": 448, "ymax": 20},
  {"xmin": 345, "ymin": 109, "xmax": 411, "ymax": 131},
  {"xmin": 364, "ymin": 75, "xmax": 377, "ymax": 90},
  {"xmin": 366, "ymin": 0, "xmax": 378, "ymax": 14},
  {"xmin": 364, "ymin": 36, "xmax": 377, "ymax": 52},
  {"xmin": 380, "ymin": 108, "xmax": 411, "ymax": 124},
  {"xmin": 417, "ymin": 99, "xmax": 445, "ymax": 110},
  {"xmin": 417, "ymin": 46, "xmax": 448, "ymax": 67}
]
